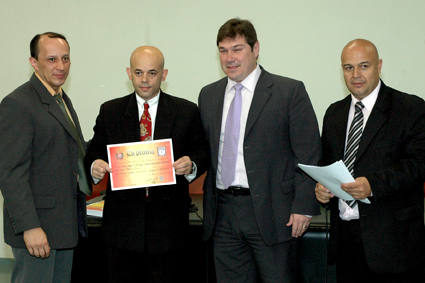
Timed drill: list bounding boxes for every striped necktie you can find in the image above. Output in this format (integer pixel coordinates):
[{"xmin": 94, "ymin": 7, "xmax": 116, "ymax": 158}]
[{"xmin": 343, "ymin": 101, "xmax": 365, "ymax": 208}]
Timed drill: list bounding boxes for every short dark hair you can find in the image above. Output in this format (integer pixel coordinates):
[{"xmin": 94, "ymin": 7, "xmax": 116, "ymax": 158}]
[
  {"xmin": 30, "ymin": 32, "xmax": 69, "ymax": 60},
  {"xmin": 216, "ymin": 18, "xmax": 258, "ymax": 50}
]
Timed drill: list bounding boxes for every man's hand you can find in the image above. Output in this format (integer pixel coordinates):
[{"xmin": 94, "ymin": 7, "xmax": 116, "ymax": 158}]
[
  {"xmin": 341, "ymin": 177, "xmax": 371, "ymax": 199},
  {"xmin": 23, "ymin": 227, "xmax": 50, "ymax": 258},
  {"xmin": 92, "ymin": 159, "xmax": 112, "ymax": 180},
  {"xmin": 287, "ymin": 214, "xmax": 312, "ymax": 238},
  {"xmin": 173, "ymin": 156, "xmax": 192, "ymax": 175},
  {"xmin": 315, "ymin": 183, "xmax": 334, "ymax": 204}
]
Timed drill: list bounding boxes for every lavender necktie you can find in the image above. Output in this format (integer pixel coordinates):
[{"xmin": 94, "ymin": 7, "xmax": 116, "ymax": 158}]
[{"xmin": 221, "ymin": 83, "xmax": 244, "ymax": 189}]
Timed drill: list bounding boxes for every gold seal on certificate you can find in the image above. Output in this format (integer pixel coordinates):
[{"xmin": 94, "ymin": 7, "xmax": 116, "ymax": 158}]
[{"xmin": 107, "ymin": 139, "xmax": 176, "ymax": 190}]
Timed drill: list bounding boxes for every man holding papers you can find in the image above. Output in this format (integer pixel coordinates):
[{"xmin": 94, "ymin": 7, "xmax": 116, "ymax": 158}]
[
  {"xmin": 85, "ymin": 46, "xmax": 209, "ymax": 282},
  {"xmin": 315, "ymin": 39, "xmax": 425, "ymax": 282}
]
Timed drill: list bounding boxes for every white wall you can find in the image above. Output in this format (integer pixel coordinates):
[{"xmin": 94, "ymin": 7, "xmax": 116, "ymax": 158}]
[{"xmin": 1, "ymin": 0, "xmax": 424, "ymax": 258}]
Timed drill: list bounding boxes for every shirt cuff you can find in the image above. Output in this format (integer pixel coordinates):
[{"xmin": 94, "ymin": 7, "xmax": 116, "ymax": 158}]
[
  {"xmin": 91, "ymin": 162, "xmax": 101, "ymax": 185},
  {"xmin": 184, "ymin": 161, "xmax": 197, "ymax": 183}
]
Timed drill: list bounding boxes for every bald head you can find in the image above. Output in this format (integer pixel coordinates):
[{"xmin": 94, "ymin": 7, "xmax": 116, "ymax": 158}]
[
  {"xmin": 126, "ymin": 46, "xmax": 168, "ymax": 101},
  {"xmin": 130, "ymin": 46, "xmax": 165, "ymax": 70},
  {"xmin": 341, "ymin": 39, "xmax": 382, "ymax": 100},
  {"xmin": 341, "ymin": 39, "xmax": 379, "ymax": 64}
]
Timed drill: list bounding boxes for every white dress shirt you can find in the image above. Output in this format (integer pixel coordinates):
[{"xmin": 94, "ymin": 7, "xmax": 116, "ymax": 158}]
[
  {"xmin": 216, "ymin": 64, "xmax": 262, "ymax": 189},
  {"xmin": 339, "ymin": 80, "xmax": 381, "ymax": 220}
]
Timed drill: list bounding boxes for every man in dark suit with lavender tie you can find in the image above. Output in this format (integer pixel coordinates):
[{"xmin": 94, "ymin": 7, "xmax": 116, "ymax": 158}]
[{"xmin": 198, "ymin": 18, "xmax": 321, "ymax": 282}]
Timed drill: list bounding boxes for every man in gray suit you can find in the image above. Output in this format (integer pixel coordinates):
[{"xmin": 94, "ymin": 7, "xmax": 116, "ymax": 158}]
[
  {"xmin": 0, "ymin": 32, "xmax": 90, "ymax": 282},
  {"xmin": 198, "ymin": 18, "xmax": 321, "ymax": 282}
]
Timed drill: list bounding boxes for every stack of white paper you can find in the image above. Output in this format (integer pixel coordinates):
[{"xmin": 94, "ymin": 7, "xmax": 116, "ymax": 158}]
[{"xmin": 298, "ymin": 160, "xmax": 370, "ymax": 204}]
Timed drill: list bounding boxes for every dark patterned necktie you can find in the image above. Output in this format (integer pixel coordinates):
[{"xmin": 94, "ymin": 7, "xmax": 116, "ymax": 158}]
[
  {"xmin": 54, "ymin": 94, "xmax": 91, "ymax": 196},
  {"xmin": 343, "ymin": 101, "xmax": 365, "ymax": 208}
]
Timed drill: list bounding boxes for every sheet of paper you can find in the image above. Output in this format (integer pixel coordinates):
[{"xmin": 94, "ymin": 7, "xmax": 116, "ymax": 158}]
[
  {"xmin": 107, "ymin": 139, "xmax": 176, "ymax": 191},
  {"xmin": 298, "ymin": 160, "xmax": 370, "ymax": 204}
]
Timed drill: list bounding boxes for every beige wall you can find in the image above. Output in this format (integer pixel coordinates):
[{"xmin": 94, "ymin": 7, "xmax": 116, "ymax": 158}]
[{"xmin": 1, "ymin": 0, "xmax": 425, "ymax": 258}]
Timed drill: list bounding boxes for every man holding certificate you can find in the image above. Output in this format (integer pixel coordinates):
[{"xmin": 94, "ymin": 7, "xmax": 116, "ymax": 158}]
[{"xmin": 85, "ymin": 46, "xmax": 209, "ymax": 282}]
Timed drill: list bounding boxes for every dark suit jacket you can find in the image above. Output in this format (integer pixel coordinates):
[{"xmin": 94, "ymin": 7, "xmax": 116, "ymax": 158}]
[
  {"xmin": 85, "ymin": 91, "xmax": 209, "ymax": 254},
  {"xmin": 198, "ymin": 66, "xmax": 321, "ymax": 245},
  {"xmin": 0, "ymin": 73, "xmax": 88, "ymax": 249},
  {"xmin": 321, "ymin": 80, "xmax": 425, "ymax": 273}
]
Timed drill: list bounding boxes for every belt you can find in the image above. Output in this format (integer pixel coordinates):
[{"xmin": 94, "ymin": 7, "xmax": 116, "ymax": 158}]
[{"xmin": 221, "ymin": 186, "xmax": 251, "ymax": 196}]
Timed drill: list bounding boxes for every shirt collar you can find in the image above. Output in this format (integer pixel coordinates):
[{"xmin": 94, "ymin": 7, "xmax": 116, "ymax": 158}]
[
  {"xmin": 135, "ymin": 90, "xmax": 160, "ymax": 107},
  {"xmin": 350, "ymin": 80, "xmax": 381, "ymax": 111},
  {"xmin": 226, "ymin": 64, "xmax": 261, "ymax": 93},
  {"xmin": 34, "ymin": 72, "xmax": 62, "ymax": 96}
]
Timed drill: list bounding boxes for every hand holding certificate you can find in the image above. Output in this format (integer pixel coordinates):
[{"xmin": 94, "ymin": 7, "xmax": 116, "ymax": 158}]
[
  {"xmin": 298, "ymin": 161, "xmax": 370, "ymax": 204},
  {"xmin": 107, "ymin": 139, "xmax": 176, "ymax": 190}
]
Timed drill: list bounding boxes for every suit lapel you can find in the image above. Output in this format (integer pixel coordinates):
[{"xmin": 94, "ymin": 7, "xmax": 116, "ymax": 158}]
[
  {"xmin": 211, "ymin": 79, "xmax": 227, "ymax": 153},
  {"xmin": 356, "ymin": 83, "xmax": 389, "ymax": 161},
  {"xmin": 154, "ymin": 92, "xmax": 174, "ymax": 140},
  {"xmin": 244, "ymin": 68, "xmax": 272, "ymax": 139},
  {"xmin": 124, "ymin": 93, "xmax": 142, "ymax": 142},
  {"xmin": 335, "ymin": 96, "xmax": 352, "ymax": 159},
  {"xmin": 32, "ymin": 74, "xmax": 80, "ymax": 142},
  {"xmin": 62, "ymin": 92, "xmax": 85, "ymax": 141}
]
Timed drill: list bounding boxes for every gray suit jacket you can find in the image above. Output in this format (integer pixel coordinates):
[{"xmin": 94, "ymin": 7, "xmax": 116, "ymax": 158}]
[
  {"xmin": 199, "ymin": 66, "xmax": 321, "ymax": 245},
  {"xmin": 0, "ymin": 73, "xmax": 87, "ymax": 249}
]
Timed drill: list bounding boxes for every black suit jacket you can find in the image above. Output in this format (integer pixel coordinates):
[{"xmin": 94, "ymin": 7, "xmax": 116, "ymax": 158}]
[
  {"xmin": 321, "ymin": 81, "xmax": 425, "ymax": 273},
  {"xmin": 199, "ymin": 67, "xmax": 321, "ymax": 245},
  {"xmin": 0, "ymin": 74, "xmax": 88, "ymax": 249},
  {"xmin": 85, "ymin": 91, "xmax": 209, "ymax": 254}
]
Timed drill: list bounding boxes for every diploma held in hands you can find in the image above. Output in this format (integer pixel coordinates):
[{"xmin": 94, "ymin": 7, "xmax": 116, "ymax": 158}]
[
  {"xmin": 107, "ymin": 139, "xmax": 176, "ymax": 190},
  {"xmin": 298, "ymin": 160, "xmax": 370, "ymax": 204}
]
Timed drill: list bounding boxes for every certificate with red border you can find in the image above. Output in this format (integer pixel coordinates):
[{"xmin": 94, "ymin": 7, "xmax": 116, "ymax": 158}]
[{"xmin": 107, "ymin": 139, "xmax": 176, "ymax": 190}]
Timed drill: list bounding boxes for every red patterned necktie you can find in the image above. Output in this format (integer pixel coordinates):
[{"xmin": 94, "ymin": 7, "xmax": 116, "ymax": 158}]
[{"xmin": 140, "ymin": 102, "xmax": 152, "ymax": 141}]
